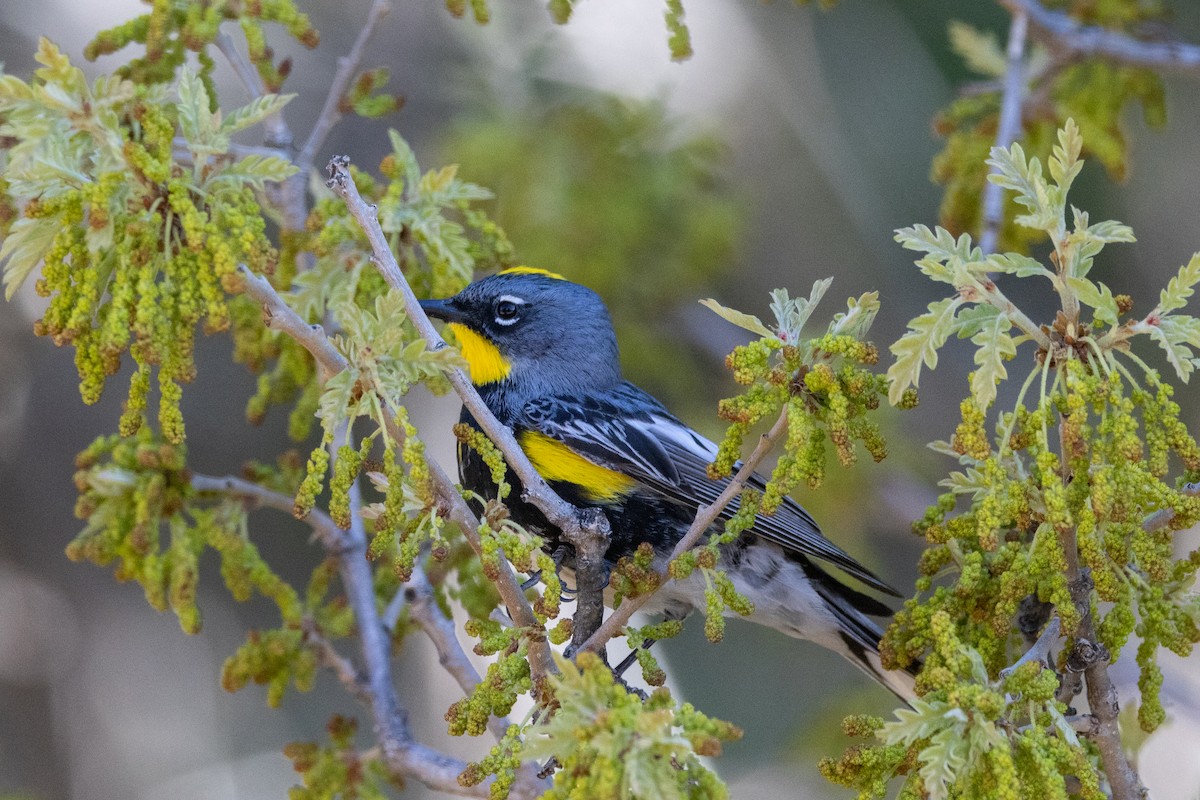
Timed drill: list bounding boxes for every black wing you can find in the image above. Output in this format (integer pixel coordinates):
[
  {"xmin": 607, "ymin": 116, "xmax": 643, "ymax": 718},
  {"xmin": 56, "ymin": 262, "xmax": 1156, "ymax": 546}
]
[{"xmin": 519, "ymin": 382, "xmax": 899, "ymax": 596}]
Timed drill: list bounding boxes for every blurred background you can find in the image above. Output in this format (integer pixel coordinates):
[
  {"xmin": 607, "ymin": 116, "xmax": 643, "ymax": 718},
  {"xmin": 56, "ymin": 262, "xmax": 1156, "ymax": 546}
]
[{"xmin": 2, "ymin": 0, "xmax": 1200, "ymax": 797}]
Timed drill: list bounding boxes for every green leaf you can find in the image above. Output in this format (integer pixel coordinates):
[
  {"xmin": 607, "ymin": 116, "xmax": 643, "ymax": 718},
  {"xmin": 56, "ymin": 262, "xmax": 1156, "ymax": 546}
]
[
  {"xmin": 1067, "ymin": 276, "xmax": 1120, "ymax": 327},
  {"xmin": 176, "ymin": 67, "xmax": 212, "ymax": 145},
  {"xmin": 1158, "ymin": 253, "xmax": 1200, "ymax": 316},
  {"xmin": 984, "ymin": 252, "xmax": 1054, "ymax": 280},
  {"xmin": 828, "ymin": 291, "xmax": 880, "ymax": 339},
  {"xmin": 921, "ymin": 724, "xmax": 969, "ymax": 800},
  {"xmin": 940, "ymin": 466, "xmax": 989, "ymax": 497},
  {"xmin": 1084, "ymin": 219, "xmax": 1135, "ymax": 244},
  {"xmin": 1146, "ymin": 322, "xmax": 1197, "ymax": 382},
  {"xmin": 986, "ymin": 141, "xmax": 1058, "ymax": 231},
  {"xmin": 970, "ymin": 311, "xmax": 1015, "ymax": 408},
  {"xmin": 952, "ymin": 304, "xmax": 1000, "ymax": 339},
  {"xmin": 209, "ymin": 154, "xmax": 300, "ymax": 191},
  {"xmin": 887, "ymin": 297, "xmax": 963, "ymax": 405},
  {"xmin": 698, "ymin": 298, "xmax": 774, "ymax": 339},
  {"xmin": 947, "ymin": 21, "xmax": 1006, "ymax": 77},
  {"xmin": 1048, "ymin": 117, "xmax": 1083, "ymax": 194},
  {"xmin": 769, "ymin": 278, "xmax": 832, "ymax": 341},
  {"xmin": 895, "ymin": 224, "xmax": 981, "ymax": 265},
  {"xmin": 880, "ymin": 697, "xmax": 954, "ymax": 746},
  {"xmin": 387, "ymin": 129, "xmax": 422, "ymax": 193},
  {"xmin": 1, "ymin": 215, "xmax": 60, "ymax": 300},
  {"xmin": 220, "ymin": 92, "xmax": 295, "ymax": 135}
]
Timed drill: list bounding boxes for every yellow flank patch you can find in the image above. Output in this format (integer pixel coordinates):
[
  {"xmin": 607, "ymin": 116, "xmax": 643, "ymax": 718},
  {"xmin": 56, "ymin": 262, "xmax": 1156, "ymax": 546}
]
[
  {"xmin": 499, "ymin": 266, "xmax": 565, "ymax": 280},
  {"xmin": 520, "ymin": 431, "xmax": 637, "ymax": 502},
  {"xmin": 448, "ymin": 323, "xmax": 511, "ymax": 385}
]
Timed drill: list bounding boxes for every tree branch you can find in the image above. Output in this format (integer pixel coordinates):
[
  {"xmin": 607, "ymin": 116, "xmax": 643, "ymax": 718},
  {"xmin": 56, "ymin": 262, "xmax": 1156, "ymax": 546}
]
[
  {"xmin": 297, "ymin": 0, "xmax": 392, "ymax": 175},
  {"xmin": 379, "ymin": 409, "xmax": 557, "ymax": 686},
  {"xmin": 329, "ymin": 426, "xmax": 490, "ymax": 797},
  {"xmin": 303, "ymin": 620, "xmax": 372, "ymax": 704},
  {"xmin": 1141, "ymin": 481, "xmax": 1200, "ymax": 533},
  {"xmin": 579, "ymin": 408, "xmax": 791, "ymax": 654},
  {"xmin": 190, "ymin": 472, "xmax": 346, "ymax": 551},
  {"xmin": 979, "ymin": 9, "xmax": 1029, "ymax": 257},
  {"xmin": 398, "ymin": 569, "xmax": 519, "ymax": 745},
  {"xmin": 997, "ymin": 0, "xmax": 1200, "ymax": 73},
  {"xmin": 1055, "ymin": 427, "xmax": 1147, "ymax": 800},
  {"xmin": 213, "ymin": 28, "xmax": 294, "ymax": 150},
  {"xmin": 188, "ymin": 466, "xmax": 489, "ymax": 796},
  {"xmin": 324, "ymin": 154, "xmax": 614, "ymax": 653},
  {"xmin": 1001, "ymin": 615, "xmax": 1060, "ymax": 678},
  {"xmin": 236, "ymin": 264, "xmax": 349, "ymax": 383}
]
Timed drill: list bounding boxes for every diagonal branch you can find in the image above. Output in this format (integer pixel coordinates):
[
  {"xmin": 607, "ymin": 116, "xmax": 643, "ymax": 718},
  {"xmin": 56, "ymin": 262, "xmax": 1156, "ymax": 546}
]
[
  {"xmin": 238, "ymin": 260, "xmax": 554, "ymax": 681},
  {"xmin": 324, "ymin": 154, "xmax": 613, "ymax": 654},
  {"xmin": 190, "ymin": 465, "xmax": 489, "ymax": 795},
  {"xmin": 190, "ymin": 471, "xmax": 345, "ymax": 550},
  {"xmin": 579, "ymin": 407, "xmax": 791, "ymax": 654},
  {"xmin": 998, "ymin": 0, "xmax": 1200, "ymax": 73},
  {"xmin": 395, "ymin": 569, "xmax": 515, "ymax": 743},
  {"xmin": 297, "ymin": 0, "xmax": 392, "ymax": 175},
  {"xmin": 330, "ymin": 425, "xmax": 489, "ymax": 797},
  {"xmin": 237, "ymin": 265, "xmax": 348, "ymax": 383}
]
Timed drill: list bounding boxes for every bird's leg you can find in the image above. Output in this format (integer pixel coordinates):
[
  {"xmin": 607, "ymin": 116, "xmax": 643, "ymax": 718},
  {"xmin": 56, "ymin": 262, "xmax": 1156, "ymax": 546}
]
[
  {"xmin": 552, "ymin": 545, "xmax": 577, "ymax": 601},
  {"xmin": 519, "ymin": 571, "xmax": 542, "ymax": 592}
]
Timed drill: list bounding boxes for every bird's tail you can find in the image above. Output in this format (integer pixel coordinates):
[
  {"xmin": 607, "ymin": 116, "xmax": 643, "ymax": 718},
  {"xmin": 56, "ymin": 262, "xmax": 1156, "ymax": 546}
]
[{"xmin": 807, "ymin": 566, "xmax": 918, "ymax": 703}]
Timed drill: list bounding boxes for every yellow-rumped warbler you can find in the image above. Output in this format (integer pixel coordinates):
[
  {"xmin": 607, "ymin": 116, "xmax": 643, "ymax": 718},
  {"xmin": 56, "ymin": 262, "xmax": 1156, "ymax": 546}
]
[{"xmin": 421, "ymin": 267, "xmax": 913, "ymax": 697}]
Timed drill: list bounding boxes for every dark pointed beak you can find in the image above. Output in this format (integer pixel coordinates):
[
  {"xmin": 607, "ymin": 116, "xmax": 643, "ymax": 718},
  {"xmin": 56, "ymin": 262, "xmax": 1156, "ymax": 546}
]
[{"xmin": 419, "ymin": 298, "xmax": 467, "ymax": 324}]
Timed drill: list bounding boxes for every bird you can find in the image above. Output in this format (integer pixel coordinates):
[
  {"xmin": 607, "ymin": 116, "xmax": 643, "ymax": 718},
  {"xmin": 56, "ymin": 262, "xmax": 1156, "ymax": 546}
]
[{"xmin": 419, "ymin": 267, "xmax": 914, "ymax": 699}]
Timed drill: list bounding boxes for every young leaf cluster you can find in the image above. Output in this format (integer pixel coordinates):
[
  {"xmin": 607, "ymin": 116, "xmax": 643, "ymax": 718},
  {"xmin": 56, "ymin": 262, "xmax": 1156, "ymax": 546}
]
[
  {"xmin": 0, "ymin": 49, "xmax": 291, "ymax": 443},
  {"xmin": 834, "ymin": 121, "xmax": 1200, "ymax": 796},
  {"xmin": 704, "ymin": 280, "xmax": 894, "ymax": 508},
  {"xmin": 84, "ymin": 0, "xmax": 319, "ymax": 95},
  {"xmin": 823, "ymin": 612, "xmax": 1101, "ymax": 800},
  {"xmin": 461, "ymin": 652, "xmax": 742, "ymax": 800},
  {"xmin": 285, "ymin": 715, "xmax": 400, "ymax": 800}
]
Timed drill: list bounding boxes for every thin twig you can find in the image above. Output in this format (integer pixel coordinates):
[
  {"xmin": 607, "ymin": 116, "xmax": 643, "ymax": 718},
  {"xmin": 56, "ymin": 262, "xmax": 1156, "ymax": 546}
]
[
  {"xmin": 213, "ymin": 29, "xmax": 294, "ymax": 150},
  {"xmin": 214, "ymin": 25, "xmax": 308, "ymax": 231},
  {"xmin": 979, "ymin": 9, "xmax": 1029, "ymax": 257},
  {"xmin": 237, "ymin": 264, "xmax": 348, "ymax": 383},
  {"xmin": 401, "ymin": 569, "xmax": 519, "ymax": 745},
  {"xmin": 1001, "ymin": 616, "xmax": 1060, "ymax": 678},
  {"xmin": 1142, "ymin": 482, "xmax": 1200, "ymax": 533},
  {"xmin": 190, "ymin": 472, "xmax": 345, "ymax": 551},
  {"xmin": 998, "ymin": 0, "xmax": 1200, "ymax": 73},
  {"xmin": 579, "ymin": 408, "xmax": 791, "ymax": 654},
  {"xmin": 304, "ymin": 621, "xmax": 371, "ymax": 703},
  {"xmin": 297, "ymin": 0, "xmax": 392, "ymax": 175}
]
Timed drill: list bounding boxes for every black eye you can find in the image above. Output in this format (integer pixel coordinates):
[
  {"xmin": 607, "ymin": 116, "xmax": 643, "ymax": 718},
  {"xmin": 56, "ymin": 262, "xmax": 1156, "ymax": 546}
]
[{"xmin": 495, "ymin": 300, "xmax": 520, "ymax": 322}]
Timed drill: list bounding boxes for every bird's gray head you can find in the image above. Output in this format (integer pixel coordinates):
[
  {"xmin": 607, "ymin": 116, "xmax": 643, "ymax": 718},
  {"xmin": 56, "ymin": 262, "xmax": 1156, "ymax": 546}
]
[{"xmin": 419, "ymin": 268, "xmax": 622, "ymax": 394}]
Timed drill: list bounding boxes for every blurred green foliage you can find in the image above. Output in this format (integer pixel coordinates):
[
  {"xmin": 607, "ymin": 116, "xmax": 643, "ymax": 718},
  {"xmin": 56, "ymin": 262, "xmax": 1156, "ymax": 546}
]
[{"xmin": 442, "ymin": 94, "xmax": 741, "ymax": 406}]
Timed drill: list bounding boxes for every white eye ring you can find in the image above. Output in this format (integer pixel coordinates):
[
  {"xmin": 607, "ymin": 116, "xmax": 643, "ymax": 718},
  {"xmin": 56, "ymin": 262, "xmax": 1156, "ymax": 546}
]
[{"xmin": 494, "ymin": 295, "xmax": 524, "ymax": 326}]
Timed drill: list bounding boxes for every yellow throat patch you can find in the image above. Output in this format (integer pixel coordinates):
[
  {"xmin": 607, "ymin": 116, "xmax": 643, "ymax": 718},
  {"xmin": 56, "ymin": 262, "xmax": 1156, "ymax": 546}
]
[
  {"xmin": 519, "ymin": 431, "xmax": 636, "ymax": 502},
  {"xmin": 448, "ymin": 323, "xmax": 511, "ymax": 385}
]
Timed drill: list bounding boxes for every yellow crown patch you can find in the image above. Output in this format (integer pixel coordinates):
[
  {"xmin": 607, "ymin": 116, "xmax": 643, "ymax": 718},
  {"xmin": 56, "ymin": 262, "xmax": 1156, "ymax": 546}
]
[{"xmin": 498, "ymin": 266, "xmax": 566, "ymax": 281}]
